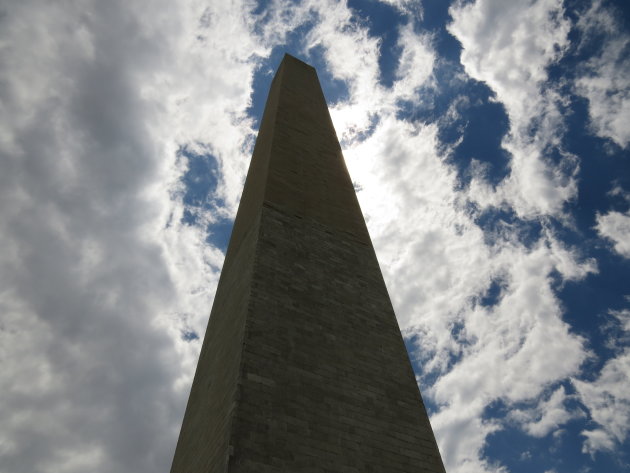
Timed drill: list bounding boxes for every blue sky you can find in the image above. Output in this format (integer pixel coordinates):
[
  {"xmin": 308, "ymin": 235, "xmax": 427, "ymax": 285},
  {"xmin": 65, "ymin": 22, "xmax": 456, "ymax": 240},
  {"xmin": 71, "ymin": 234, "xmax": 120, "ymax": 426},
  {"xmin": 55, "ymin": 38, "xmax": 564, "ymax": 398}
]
[{"xmin": 0, "ymin": 1, "xmax": 629, "ymax": 472}]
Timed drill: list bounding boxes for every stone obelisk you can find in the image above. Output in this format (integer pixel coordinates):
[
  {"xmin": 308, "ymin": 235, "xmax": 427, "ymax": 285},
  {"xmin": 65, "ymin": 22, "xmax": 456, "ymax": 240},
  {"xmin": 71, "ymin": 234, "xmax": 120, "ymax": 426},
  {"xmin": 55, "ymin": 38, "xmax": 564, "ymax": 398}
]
[{"xmin": 170, "ymin": 54, "xmax": 446, "ymax": 473}]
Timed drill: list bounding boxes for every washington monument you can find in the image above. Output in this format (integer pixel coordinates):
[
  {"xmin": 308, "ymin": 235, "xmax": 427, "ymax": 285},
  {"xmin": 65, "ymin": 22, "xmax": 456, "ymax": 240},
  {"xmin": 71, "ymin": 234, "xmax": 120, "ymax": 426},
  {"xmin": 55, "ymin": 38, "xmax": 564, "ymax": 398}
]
[{"xmin": 170, "ymin": 54, "xmax": 446, "ymax": 472}]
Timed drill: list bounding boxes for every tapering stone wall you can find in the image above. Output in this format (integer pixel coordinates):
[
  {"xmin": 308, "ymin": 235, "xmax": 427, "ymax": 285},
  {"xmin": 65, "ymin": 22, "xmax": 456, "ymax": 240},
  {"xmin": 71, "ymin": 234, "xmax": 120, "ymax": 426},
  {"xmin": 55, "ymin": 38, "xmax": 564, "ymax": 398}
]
[{"xmin": 170, "ymin": 54, "xmax": 446, "ymax": 473}]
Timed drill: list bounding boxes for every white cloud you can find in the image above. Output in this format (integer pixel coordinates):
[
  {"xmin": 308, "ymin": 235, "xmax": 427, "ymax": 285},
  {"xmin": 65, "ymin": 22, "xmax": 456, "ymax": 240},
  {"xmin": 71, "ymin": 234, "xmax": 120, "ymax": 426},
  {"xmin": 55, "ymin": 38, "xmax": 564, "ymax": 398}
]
[
  {"xmin": 572, "ymin": 302, "xmax": 630, "ymax": 456},
  {"xmin": 449, "ymin": 0, "xmax": 569, "ymax": 126},
  {"xmin": 573, "ymin": 349, "xmax": 630, "ymax": 455},
  {"xmin": 509, "ymin": 386, "xmax": 585, "ymax": 437},
  {"xmin": 448, "ymin": 0, "xmax": 577, "ymax": 218},
  {"xmin": 596, "ymin": 210, "xmax": 630, "ymax": 258},
  {"xmin": 304, "ymin": 0, "xmax": 386, "ymax": 142},
  {"xmin": 426, "ymin": 238, "xmax": 592, "ymax": 471},
  {"xmin": 0, "ymin": 0, "xmax": 268, "ymax": 471},
  {"xmin": 392, "ymin": 23, "xmax": 436, "ymax": 103},
  {"xmin": 610, "ymin": 308, "xmax": 630, "ymax": 335},
  {"xmin": 574, "ymin": 0, "xmax": 630, "ymax": 149},
  {"xmin": 376, "ymin": 0, "xmax": 422, "ymax": 17},
  {"xmin": 431, "ymin": 410, "xmax": 506, "ymax": 473}
]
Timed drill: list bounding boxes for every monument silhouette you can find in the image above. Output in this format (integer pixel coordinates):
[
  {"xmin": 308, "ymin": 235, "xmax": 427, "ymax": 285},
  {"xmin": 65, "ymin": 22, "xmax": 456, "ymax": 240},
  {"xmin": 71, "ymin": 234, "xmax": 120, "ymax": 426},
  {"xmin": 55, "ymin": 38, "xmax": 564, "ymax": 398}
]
[{"xmin": 170, "ymin": 54, "xmax": 446, "ymax": 473}]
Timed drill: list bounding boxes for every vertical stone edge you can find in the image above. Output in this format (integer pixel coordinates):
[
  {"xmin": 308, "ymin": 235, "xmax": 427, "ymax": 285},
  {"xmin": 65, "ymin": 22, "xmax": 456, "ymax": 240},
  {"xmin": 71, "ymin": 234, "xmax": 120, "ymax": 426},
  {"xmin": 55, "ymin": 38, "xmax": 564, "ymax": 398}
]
[{"xmin": 170, "ymin": 60, "xmax": 287, "ymax": 473}]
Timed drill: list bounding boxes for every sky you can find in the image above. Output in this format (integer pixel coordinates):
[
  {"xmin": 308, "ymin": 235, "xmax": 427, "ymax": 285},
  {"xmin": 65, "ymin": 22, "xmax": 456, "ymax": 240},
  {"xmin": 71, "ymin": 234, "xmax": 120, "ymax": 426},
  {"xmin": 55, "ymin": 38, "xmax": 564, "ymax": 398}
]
[{"xmin": 0, "ymin": 0, "xmax": 629, "ymax": 472}]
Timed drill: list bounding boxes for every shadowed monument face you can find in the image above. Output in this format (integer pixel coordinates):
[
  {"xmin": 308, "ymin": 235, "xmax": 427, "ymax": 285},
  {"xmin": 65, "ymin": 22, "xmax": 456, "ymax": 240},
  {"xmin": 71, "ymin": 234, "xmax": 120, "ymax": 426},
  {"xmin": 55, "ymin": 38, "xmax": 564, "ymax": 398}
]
[{"xmin": 170, "ymin": 54, "xmax": 446, "ymax": 473}]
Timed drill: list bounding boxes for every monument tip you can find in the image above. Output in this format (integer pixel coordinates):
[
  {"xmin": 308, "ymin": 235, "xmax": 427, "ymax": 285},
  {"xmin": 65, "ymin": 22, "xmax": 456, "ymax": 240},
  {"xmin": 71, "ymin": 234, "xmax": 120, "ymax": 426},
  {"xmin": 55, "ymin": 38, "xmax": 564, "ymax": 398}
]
[{"xmin": 281, "ymin": 52, "xmax": 314, "ymax": 69}]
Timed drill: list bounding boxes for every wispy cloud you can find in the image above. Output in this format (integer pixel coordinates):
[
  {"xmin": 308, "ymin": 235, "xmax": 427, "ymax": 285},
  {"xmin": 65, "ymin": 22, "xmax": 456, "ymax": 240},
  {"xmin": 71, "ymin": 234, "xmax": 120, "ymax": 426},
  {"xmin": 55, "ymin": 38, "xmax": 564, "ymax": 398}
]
[
  {"xmin": 573, "ymin": 305, "xmax": 630, "ymax": 455},
  {"xmin": 509, "ymin": 386, "xmax": 585, "ymax": 438},
  {"xmin": 574, "ymin": 349, "xmax": 630, "ymax": 455},
  {"xmin": 596, "ymin": 210, "xmax": 630, "ymax": 258},
  {"xmin": 574, "ymin": 0, "xmax": 630, "ymax": 149}
]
